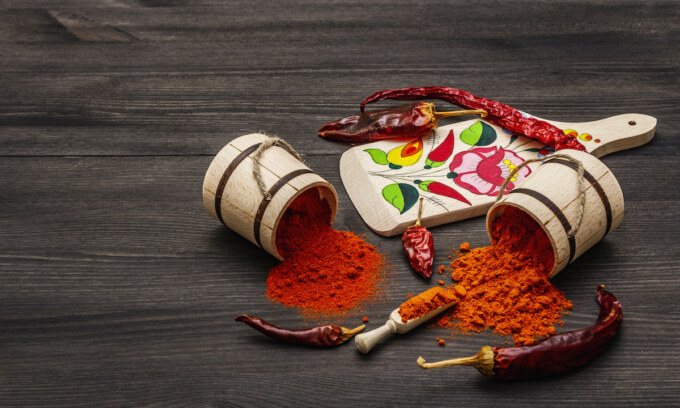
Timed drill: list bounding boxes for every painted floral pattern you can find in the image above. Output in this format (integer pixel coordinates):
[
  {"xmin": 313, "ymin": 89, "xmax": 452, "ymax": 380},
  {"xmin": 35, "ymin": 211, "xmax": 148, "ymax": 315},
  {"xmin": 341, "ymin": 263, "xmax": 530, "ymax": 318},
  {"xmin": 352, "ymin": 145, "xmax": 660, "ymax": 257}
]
[
  {"xmin": 449, "ymin": 146, "xmax": 531, "ymax": 196},
  {"xmin": 564, "ymin": 129, "xmax": 600, "ymax": 144},
  {"xmin": 363, "ymin": 120, "xmax": 593, "ymax": 215}
]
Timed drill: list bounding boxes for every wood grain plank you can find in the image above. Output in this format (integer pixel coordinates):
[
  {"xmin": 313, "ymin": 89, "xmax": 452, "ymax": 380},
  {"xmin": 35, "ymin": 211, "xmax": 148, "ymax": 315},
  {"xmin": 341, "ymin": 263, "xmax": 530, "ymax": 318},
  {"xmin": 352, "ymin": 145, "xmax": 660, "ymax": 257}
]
[
  {"xmin": 0, "ymin": 0, "xmax": 678, "ymax": 406},
  {"xmin": 0, "ymin": 51, "xmax": 676, "ymax": 156},
  {"xmin": 47, "ymin": 10, "xmax": 138, "ymax": 41},
  {"xmin": 0, "ymin": 0, "xmax": 676, "ymax": 156},
  {"xmin": 0, "ymin": 1, "xmax": 677, "ymax": 42}
]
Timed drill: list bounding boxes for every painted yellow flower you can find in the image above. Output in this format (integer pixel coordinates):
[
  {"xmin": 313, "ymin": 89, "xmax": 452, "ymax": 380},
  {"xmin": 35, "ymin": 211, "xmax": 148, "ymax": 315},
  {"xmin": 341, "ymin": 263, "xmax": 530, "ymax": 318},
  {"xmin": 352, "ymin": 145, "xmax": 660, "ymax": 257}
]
[{"xmin": 387, "ymin": 138, "xmax": 423, "ymax": 168}]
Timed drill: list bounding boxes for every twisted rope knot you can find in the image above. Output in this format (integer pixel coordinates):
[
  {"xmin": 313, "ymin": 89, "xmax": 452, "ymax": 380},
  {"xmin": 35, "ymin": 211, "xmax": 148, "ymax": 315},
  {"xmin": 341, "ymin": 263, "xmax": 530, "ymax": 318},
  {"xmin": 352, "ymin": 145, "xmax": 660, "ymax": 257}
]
[{"xmin": 251, "ymin": 136, "xmax": 304, "ymax": 201}]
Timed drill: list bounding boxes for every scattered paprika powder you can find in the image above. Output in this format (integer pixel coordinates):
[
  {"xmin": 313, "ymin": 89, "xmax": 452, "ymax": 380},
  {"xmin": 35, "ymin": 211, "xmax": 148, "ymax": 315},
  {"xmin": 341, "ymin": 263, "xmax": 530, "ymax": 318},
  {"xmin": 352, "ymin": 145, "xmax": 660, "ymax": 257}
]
[
  {"xmin": 266, "ymin": 188, "xmax": 385, "ymax": 318},
  {"xmin": 435, "ymin": 206, "xmax": 572, "ymax": 345}
]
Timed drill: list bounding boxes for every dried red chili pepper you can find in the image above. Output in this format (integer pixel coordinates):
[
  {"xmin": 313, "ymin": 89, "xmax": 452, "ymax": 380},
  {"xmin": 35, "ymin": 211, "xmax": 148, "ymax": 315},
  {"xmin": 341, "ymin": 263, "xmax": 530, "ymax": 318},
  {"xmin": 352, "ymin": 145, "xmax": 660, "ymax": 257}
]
[
  {"xmin": 360, "ymin": 87, "xmax": 586, "ymax": 152},
  {"xmin": 318, "ymin": 102, "xmax": 486, "ymax": 143},
  {"xmin": 402, "ymin": 198, "xmax": 434, "ymax": 278},
  {"xmin": 417, "ymin": 285, "xmax": 622, "ymax": 380},
  {"xmin": 235, "ymin": 315, "xmax": 365, "ymax": 347}
]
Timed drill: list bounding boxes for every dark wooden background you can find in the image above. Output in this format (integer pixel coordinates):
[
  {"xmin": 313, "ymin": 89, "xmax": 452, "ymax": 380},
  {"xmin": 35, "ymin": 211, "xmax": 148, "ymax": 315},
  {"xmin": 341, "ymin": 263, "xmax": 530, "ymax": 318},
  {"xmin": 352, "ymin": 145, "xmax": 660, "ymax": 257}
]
[{"xmin": 1, "ymin": 1, "xmax": 678, "ymax": 406}]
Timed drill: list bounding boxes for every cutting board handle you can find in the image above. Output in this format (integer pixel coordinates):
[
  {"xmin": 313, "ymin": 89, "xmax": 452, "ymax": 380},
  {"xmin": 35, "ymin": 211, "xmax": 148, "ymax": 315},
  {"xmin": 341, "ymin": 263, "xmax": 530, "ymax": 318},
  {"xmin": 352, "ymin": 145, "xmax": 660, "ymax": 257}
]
[{"xmin": 550, "ymin": 113, "xmax": 656, "ymax": 158}]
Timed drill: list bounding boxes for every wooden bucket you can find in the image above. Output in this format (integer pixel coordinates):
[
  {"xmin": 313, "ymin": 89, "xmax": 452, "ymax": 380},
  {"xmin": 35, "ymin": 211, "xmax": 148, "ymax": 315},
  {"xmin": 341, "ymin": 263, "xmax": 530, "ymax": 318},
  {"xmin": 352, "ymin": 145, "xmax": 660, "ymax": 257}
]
[
  {"xmin": 486, "ymin": 149, "xmax": 624, "ymax": 278},
  {"xmin": 202, "ymin": 133, "xmax": 338, "ymax": 260}
]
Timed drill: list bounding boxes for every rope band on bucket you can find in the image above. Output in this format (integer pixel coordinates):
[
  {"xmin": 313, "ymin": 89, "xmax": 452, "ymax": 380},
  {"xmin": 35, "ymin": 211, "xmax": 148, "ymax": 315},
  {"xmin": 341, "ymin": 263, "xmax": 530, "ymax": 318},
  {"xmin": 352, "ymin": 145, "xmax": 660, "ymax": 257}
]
[
  {"xmin": 495, "ymin": 153, "xmax": 586, "ymax": 238},
  {"xmin": 251, "ymin": 137, "xmax": 305, "ymax": 201}
]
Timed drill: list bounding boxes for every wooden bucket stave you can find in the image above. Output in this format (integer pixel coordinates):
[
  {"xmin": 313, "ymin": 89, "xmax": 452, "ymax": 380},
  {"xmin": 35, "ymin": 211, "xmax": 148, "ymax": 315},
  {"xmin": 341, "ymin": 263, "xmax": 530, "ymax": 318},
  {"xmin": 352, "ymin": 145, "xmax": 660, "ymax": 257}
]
[
  {"xmin": 203, "ymin": 133, "xmax": 338, "ymax": 260},
  {"xmin": 486, "ymin": 149, "xmax": 624, "ymax": 278}
]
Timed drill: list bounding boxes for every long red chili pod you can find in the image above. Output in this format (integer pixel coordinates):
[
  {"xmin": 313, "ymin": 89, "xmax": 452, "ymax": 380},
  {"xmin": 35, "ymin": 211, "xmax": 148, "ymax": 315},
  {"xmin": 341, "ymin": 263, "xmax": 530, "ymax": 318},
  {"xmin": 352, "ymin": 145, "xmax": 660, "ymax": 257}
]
[
  {"xmin": 427, "ymin": 182, "xmax": 471, "ymax": 206},
  {"xmin": 319, "ymin": 102, "xmax": 436, "ymax": 142},
  {"xmin": 417, "ymin": 285, "xmax": 622, "ymax": 380},
  {"xmin": 402, "ymin": 198, "xmax": 434, "ymax": 278},
  {"xmin": 360, "ymin": 87, "xmax": 586, "ymax": 152},
  {"xmin": 235, "ymin": 315, "xmax": 365, "ymax": 347},
  {"xmin": 425, "ymin": 129, "xmax": 455, "ymax": 168},
  {"xmin": 318, "ymin": 102, "xmax": 486, "ymax": 143}
]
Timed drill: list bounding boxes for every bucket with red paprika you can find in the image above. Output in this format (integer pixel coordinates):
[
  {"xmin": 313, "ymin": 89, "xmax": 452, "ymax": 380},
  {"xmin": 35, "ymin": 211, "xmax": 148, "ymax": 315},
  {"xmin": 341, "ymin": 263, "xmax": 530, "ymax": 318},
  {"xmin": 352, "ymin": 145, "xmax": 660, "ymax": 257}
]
[
  {"xmin": 486, "ymin": 149, "xmax": 624, "ymax": 278},
  {"xmin": 202, "ymin": 133, "xmax": 338, "ymax": 260}
]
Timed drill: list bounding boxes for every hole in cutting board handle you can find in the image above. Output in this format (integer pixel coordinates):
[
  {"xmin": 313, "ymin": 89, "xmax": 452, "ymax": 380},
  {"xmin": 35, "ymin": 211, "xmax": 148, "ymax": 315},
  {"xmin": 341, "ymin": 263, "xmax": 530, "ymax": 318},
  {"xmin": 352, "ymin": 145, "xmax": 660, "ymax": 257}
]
[{"xmin": 628, "ymin": 120, "xmax": 636, "ymax": 125}]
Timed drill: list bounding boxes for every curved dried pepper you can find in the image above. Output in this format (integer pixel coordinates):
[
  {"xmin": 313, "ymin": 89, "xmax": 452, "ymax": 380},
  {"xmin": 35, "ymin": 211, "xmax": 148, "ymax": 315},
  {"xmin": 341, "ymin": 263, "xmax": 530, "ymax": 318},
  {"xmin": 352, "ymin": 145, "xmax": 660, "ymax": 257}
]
[
  {"xmin": 235, "ymin": 315, "xmax": 365, "ymax": 347},
  {"xmin": 319, "ymin": 102, "xmax": 485, "ymax": 143},
  {"xmin": 360, "ymin": 87, "xmax": 586, "ymax": 152},
  {"xmin": 417, "ymin": 285, "xmax": 622, "ymax": 380}
]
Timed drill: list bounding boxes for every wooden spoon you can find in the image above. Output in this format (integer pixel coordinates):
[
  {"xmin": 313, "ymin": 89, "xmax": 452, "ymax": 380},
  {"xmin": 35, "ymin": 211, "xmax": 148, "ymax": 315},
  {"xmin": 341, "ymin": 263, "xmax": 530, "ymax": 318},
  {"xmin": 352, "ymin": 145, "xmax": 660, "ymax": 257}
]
[{"xmin": 355, "ymin": 301, "xmax": 456, "ymax": 354}]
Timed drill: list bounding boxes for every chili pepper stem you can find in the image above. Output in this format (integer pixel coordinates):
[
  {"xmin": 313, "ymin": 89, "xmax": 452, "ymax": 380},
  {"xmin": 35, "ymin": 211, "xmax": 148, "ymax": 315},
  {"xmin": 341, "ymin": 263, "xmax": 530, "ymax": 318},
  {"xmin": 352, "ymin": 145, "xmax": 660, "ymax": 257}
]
[
  {"xmin": 433, "ymin": 109, "xmax": 488, "ymax": 119},
  {"xmin": 417, "ymin": 346, "xmax": 495, "ymax": 376},
  {"xmin": 415, "ymin": 197, "xmax": 424, "ymax": 227},
  {"xmin": 339, "ymin": 324, "xmax": 366, "ymax": 343}
]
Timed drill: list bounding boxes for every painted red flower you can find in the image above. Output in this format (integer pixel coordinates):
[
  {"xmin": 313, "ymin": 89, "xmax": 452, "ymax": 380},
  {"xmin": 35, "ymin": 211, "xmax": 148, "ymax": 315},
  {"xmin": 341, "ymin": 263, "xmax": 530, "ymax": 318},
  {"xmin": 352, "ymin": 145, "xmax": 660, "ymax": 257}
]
[{"xmin": 449, "ymin": 146, "xmax": 531, "ymax": 196}]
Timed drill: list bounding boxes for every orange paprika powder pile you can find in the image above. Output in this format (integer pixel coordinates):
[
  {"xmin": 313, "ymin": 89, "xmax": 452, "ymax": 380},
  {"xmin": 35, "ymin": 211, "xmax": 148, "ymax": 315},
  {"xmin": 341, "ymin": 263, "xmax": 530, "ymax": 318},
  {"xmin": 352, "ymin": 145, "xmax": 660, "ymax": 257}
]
[
  {"xmin": 266, "ymin": 188, "xmax": 385, "ymax": 318},
  {"xmin": 435, "ymin": 206, "xmax": 572, "ymax": 345}
]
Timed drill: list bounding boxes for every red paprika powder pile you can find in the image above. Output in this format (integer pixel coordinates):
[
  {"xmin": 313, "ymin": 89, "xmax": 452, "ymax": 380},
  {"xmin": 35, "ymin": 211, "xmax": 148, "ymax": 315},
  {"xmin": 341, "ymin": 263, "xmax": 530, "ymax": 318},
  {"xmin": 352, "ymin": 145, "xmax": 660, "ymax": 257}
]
[
  {"xmin": 435, "ymin": 206, "xmax": 572, "ymax": 345},
  {"xmin": 266, "ymin": 188, "xmax": 385, "ymax": 318}
]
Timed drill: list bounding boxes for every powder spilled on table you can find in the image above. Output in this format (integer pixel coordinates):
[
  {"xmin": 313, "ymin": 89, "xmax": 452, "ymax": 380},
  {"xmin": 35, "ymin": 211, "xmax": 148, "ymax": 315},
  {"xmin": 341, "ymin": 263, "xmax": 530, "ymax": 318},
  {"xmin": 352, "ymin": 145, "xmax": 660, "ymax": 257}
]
[
  {"xmin": 435, "ymin": 206, "xmax": 572, "ymax": 345},
  {"xmin": 266, "ymin": 188, "xmax": 385, "ymax": 319}
]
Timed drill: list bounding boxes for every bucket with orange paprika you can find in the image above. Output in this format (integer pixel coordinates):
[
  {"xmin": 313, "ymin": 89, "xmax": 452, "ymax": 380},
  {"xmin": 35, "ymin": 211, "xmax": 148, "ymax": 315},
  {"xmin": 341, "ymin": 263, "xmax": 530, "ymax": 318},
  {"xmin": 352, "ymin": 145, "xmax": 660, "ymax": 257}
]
[
  {"xmin": 414, "ymin": 150, "xmax": 626, "ymax": 377},
  {"xmin": 486, "ymin": 149, "xmax": 624, "ymax": 277}
]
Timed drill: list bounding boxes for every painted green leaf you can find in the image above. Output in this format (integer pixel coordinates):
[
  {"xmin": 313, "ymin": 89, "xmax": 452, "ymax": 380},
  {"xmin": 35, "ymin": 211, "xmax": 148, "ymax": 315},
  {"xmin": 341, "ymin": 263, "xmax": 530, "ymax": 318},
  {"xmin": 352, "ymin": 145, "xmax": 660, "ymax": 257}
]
[
  {"xmin": 364, "ymin": 148, "xmax": 389, "ymax": 165},
  {"xmin": 522, "ymin": 148, "xmax": 541, "ymax": 153},
  {"xmin": 507, "ymin": 134, "xmax": 519, "ymax": 147},
  {"xmin": 382, "ymin": 183, "xmax": 419, "ymax": 214},
  {"xmin": 476, "ymin": 122, "xmax": 497, "ymax": 146},
  {"xmin": 425, "ymin": 158, "xmax": 445, "ymax": 168},
  {"xmin": 418, "ymin": 180, "xmax": 435, "ymax": 192},
  {"xmin": 460, "ymin": 122, "xmax": 480, "ymax": 145},
  {"xmin": 460, "ymin": 121, "xmax": 497, "ymax": 146}
]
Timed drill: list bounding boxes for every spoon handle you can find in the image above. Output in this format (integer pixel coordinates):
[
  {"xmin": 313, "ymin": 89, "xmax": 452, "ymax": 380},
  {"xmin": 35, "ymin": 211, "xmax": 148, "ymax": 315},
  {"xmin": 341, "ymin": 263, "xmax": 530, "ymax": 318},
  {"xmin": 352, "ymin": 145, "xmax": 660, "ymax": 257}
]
[{"xmin": 355, "ymin": 319, "xmax": 398, "ymax": 354}]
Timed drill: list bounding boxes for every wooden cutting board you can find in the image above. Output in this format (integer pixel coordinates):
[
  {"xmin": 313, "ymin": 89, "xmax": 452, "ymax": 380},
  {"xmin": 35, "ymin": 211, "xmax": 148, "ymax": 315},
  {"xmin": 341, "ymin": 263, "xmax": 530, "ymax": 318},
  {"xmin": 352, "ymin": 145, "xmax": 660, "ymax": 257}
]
[{"xmin": 339, "ymin": 112, "xmax": 656, "ymax": 236}]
